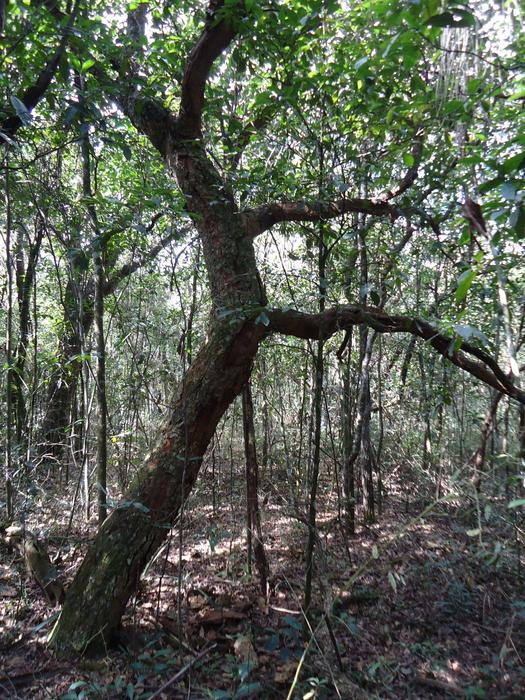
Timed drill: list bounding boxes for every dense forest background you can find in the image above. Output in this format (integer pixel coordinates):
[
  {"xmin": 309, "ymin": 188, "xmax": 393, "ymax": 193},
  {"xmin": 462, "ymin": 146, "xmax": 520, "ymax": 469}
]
[{"xmin": 0, "ymin": 0, "xmax": 524, "ymax": 697}]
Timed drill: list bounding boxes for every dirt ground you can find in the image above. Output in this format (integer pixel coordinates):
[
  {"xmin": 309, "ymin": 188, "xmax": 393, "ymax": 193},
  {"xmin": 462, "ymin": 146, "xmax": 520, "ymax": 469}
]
[{"xmin": 1, "ymin": 468, "xmax": 524, "ymax": 699}]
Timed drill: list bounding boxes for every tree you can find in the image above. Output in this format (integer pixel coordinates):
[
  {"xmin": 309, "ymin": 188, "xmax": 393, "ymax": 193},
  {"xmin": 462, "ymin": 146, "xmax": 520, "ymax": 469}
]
[{"xmin": 1, "ymin": 0, "xmax": 523, "ymax": 656}]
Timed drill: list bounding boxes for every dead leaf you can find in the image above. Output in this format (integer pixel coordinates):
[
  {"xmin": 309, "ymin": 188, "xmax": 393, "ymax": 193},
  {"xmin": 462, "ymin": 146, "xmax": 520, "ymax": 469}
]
[
  {"xmin": 0, "ymin": 583, "xmax": 18, "ymax": 597},
  {"xmin": 233, "ymin": 635, "xmax": 258, "ymax": 668},
  {"xmin": 274, "ymin": 661, "xmax": 296, "ymax": 684},
  {"xmin": 198, "ymin": 608, "xmax": 246, "ymax": 625},
  {"xmin": 188, "ymin": 594, "xmax": 207, "ymax": 610}
]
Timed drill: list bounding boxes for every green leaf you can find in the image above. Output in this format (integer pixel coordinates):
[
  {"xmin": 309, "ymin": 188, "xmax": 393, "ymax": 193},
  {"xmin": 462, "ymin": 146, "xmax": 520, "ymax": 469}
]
[
  {"xmin": 255, "ymin": 311, "xmax": 270, "ymax": 326},
  {"xmin": 428, "ymin": 9, "xmax": 476, "ymax": 28},
  {"xmin": 501, "ymin": 181, "xmax": 517, "ymax": 200},
  {"xmin": 82, "ymin": 58, "xmax": 95, "ymax": 72},
  {"xmin": 371, "ymin": 544, "xmax": 379, "ymax": 559},
  {"xmin": 10, "ymin": 95, "xmax": 32, "ymax": 125},
  {"xmin": 508, "ymin": 87, "xmax": 525, "ymax": 101},
  {"xmin": 382, "ymin": 32, "xmax": 400, "ymax": 59},
  {"xmin": 403, "ymin": 153, "xmax": 415, "ymax": 167},
  {"xmin": 501, "ymin": 152, "xmax": 525, "ymax": 174},
  {"xmin": 455, "ymin": 268, "xmax": 476, "ymax": 303},
  {"xmin": 402, "ymin": 44, "xmax": 420, "ymax": 69},
  {"xmin": 508, "ymin": 499, "xmax": 525, "ymax": 509},
  {"xmin": 453, "ymin": 324, "xmax": 489, "ymax": 347},
  {"xmin": 466, "ymin": 528, "xmax": 481, "ymax": 536},
  {"xmin": 70, "ymin": 55, "xmax": 82, "ymax": 71},
  {"xmin": 478, "ymin": 176, "xmax": 504, "ymax": 194},
  {"xmin": 459, "ymin": 227, "xmax": 471, "ymax": 245}
]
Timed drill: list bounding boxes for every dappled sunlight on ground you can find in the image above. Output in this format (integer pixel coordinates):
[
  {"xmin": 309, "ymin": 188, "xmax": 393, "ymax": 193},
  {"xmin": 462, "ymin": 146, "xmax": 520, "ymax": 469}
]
[{"xmin": 1, "ymin": 466, "xmax": 524, "ymax": 698}]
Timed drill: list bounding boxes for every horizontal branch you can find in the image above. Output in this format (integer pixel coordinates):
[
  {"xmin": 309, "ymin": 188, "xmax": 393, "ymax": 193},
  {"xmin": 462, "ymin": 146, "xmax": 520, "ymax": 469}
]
[
  {"xmin": 266, "ymin": 306, "xmax": 525, "ymax": 406},
  {"xmin": 242, "ymin": 198, "xmax": 405, "ymax": 237}
]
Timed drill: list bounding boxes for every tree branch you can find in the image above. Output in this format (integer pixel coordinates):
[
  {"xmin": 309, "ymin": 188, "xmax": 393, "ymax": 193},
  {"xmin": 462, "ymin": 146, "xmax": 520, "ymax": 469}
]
[
  {"xmin": 112, "ymin": 1, "xmax": 240, "ymax": 154},
  {"xmin": 380, "ymin": 135, "xmax": 423, "ymax": 201},
  {"xmin": 241, "ymin": 197, "xmax": 405, "ymax": 237},
  {"xmin": 108, "ymin": 3, "xmax": 179, "ymax": 157},
  {"xmin": 104, "ymin": 224, "xmax": 191, "ymax": 296},
  {"xmin": 0, "ymin": 1, "xmax": 79, "ymax": 143},
  {"xmin": 178, "ymin": 2, "xmax": 239, "ymax": 138},
  {"xmin": 267, "ymin": 306, "xmax": 525, "ymax": 405}
]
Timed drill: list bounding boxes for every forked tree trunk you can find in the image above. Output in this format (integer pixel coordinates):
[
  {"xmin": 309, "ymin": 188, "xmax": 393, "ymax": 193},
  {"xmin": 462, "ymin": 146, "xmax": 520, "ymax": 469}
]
[
  {"xmin": 47, "ymin": 1, "xmax": 525, "ymax": 660},
  {"xmin": 49, "ymin": 121, "xmax": 266, "ymax": 655}
]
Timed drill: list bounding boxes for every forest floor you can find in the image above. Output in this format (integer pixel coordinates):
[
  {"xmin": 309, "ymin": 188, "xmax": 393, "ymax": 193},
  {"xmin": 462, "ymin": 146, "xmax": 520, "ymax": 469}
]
[{"xmin": 0, "ymin": 467, "xmax": 524, "ymax": 699}]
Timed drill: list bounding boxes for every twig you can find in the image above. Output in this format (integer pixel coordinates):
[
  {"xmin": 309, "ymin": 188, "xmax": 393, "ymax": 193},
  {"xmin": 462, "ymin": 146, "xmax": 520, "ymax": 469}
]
[
  {"xmin": 0, "ymin": 666, "xmax": 68, "ymax": 688},
  {"xmin": 324, "ymin": 614, "xmax": 343, "ymax": 671},
  {"xmin": 414, "ymin": 673, "xmax": 466, "ymax": 696},
  {"xmin": 0, "ymin": 611, "xmax": 59, "ymax": 651},
  {"xmin": 148, "ymin": 643, "xmax": 217, "ymax": 700}
]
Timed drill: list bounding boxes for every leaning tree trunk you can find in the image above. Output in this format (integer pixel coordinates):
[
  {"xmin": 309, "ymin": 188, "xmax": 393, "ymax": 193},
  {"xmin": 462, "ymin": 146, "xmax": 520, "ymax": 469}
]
[
  {"xmin": 49, "ymin": 135, "xmax": 266, "ymax": 656},
  {"xmin": 47, "ymin": 0, "xmax": 525, "ymax": 660},
  {"xmin": 49, "ymin": 321, "xmax": 264, "ymax": 655}
]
